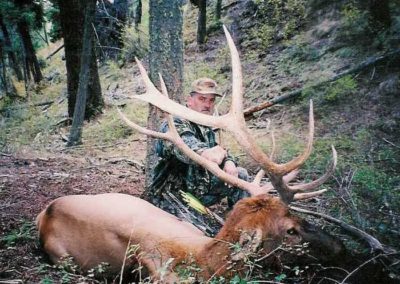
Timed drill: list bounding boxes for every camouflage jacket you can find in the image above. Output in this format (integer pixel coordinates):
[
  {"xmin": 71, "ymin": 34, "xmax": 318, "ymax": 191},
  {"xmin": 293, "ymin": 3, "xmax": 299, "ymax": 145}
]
[{"xmin": 145, "ymin": 117, "xmax": 236, "ymax": 202}]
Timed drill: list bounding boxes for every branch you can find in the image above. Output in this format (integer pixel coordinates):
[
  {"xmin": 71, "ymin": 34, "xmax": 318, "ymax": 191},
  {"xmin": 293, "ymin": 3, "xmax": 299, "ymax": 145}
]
[
  {"xmin": 0, "ymin": 101, "xmax": 54, "ymax": 112},
  {"xmin": 46, "ymin": 44, "xmax": 64, "ymax": 60},
  {"xmin": 289, "ymin": 205, "xmax": 390, "ymax": 253},
  {"xmin": 35, "ymin": 30, "xmax": 48, "ymax": 44},
  {"xmin": 339, "ymin": 254, "xmax": 387, "ymax": 284},
  {"xmin": 244, "ymin": 48, "xmax": 400, "ymax": 119}
]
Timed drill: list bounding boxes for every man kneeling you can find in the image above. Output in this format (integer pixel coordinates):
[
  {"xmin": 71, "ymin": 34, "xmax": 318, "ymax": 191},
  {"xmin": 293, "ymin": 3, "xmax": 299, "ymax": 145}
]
[{"xmin": 143, "ymin": 78, "xmax": 249, "ymax": 234}]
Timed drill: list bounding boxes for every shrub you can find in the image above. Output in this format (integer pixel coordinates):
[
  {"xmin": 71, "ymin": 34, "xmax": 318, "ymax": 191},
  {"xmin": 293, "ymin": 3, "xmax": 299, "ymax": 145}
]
[
  {"xmin": 245, "ymin": 0, "xmax": 307, "ymax": 50},
  {"xmin": 325, "ymin": 75, "xmax": 357, "ymax": 102},
  {"xmin": 285, "ymin": 43, "xmax": 320, "ymax": 62},
  {"xmin": 120, "ymin": 25, "xmax": 149, "ymax": 62},
  {"xmin": 340, "ymin": 2, "xmax": 370, "ymax": 39},
  {"xmin": 301, "ymin": 75, "xmax": 357, "ymax": 104},
  {"xmin": 353, "ymin": 166, "xmax": 393, "ymax": 195}
]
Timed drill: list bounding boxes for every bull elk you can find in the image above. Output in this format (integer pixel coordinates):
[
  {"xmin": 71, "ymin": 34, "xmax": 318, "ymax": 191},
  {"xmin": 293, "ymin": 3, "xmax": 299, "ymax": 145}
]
[{"xmin": 36, "ymin": 26, "xmax": 343, "ymax": 282}]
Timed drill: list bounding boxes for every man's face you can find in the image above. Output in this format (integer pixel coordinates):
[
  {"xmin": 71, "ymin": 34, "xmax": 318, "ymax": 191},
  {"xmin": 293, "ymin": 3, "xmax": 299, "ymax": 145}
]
[{"xmin": 187, "ymin": 93, "xmax": 217, "ymax": 115}]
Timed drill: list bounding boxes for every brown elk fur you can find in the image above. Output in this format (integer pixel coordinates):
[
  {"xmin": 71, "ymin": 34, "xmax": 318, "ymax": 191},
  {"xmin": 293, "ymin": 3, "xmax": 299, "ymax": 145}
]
[{"xmin": 37, "ymin": 193, "xmax": 343, "ymax": 282}]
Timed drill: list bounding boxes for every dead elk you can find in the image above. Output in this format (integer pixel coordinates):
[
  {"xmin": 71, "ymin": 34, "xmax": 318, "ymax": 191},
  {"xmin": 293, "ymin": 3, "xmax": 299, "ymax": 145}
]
[
  {"xmin": 37, "ymin": 26, "xmax": 345, "ymax": 282},
  {"xmin": 36, "ymin": 193, "xmax": 344, "ymax": 282}
]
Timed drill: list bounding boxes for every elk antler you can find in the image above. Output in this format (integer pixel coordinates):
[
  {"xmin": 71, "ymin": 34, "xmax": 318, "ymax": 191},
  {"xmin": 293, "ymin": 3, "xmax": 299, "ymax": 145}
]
[{"xmin": 118, "ymin": 25, "xmax": 337, "ymax": 204}]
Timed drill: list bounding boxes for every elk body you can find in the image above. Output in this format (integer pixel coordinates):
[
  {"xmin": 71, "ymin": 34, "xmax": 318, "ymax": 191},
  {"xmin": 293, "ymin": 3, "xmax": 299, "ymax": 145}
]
[
  {"xmin": 36, "ymin": 193, "xmax": 344, "ymax": 282},
  {"xmin": 37, "ymin": 26, "xmax": 343, "ymax": 282}
]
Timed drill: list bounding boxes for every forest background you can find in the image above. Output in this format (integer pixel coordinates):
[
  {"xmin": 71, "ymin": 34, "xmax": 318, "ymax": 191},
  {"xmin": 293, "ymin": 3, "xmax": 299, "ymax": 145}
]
[{"xmin": 0, "ymin": 0, "xmax": 399, "ymax": 283}]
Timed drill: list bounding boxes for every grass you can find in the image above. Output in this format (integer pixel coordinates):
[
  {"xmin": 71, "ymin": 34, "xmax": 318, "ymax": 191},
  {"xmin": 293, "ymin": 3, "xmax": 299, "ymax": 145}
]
[
  {"xmin": 1, "ymin": 220, "xmax": 36, "ymax": 246},
  {"xmin": 83, "ymin": 102, "xmax": 148, "ymax": 145}
]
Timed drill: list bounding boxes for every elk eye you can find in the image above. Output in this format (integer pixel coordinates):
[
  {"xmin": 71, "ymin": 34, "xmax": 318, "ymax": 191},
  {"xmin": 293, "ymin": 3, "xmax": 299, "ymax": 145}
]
[{"xmin": 287, "ymin": 228, "xmax": 297, "ymax": 235}]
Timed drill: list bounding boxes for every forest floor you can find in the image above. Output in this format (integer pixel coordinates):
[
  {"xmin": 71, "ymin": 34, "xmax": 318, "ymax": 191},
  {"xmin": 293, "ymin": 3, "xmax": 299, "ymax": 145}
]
[{"xmin": 0, "ymin": 145, "xmax": 146, "ymax": 283}]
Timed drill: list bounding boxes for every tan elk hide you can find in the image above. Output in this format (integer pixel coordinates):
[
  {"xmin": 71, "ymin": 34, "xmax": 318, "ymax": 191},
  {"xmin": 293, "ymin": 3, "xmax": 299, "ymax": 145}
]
[{"xmin": 36, "ymin": 193, "xmax": 344, "ymax": 282}]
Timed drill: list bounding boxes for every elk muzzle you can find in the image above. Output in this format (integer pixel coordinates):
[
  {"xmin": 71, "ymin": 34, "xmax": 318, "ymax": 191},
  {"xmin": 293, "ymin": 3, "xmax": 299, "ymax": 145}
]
[{"xmin": 298, "ymin": 219, "xmax": 345, "ymax": 262}]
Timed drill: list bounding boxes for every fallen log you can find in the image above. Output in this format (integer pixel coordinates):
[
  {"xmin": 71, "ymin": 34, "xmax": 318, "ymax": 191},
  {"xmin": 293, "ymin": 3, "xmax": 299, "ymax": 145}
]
[
  {"xmin": 0, "ymin": 101, "xmax": 54, "ymax": 112},
  {"xmin": 244, "ymin": 48, "xmax": 400, "ymax": 119}
]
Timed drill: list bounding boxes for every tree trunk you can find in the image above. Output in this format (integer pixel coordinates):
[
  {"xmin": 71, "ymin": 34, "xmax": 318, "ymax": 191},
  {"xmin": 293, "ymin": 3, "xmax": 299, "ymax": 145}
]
[
  {"xmin": 40, "ymin": 0, "xmax": 50, "ymax": 46},
  {"xmin": 67, "ymin": 0, "xmax": 97, "ymax": 146},
  {"xmin": 215, "ymin": 0, "xmax": 222, "ymax": 22},
  {"xmin": 0, "ymin": 40, "xmax": 8, "ymax": 94},
  {"xmin": 134, "ymin": 0, "xmax": 142, "ymax": 28},
  {"xmin": 146, "ymin": 0, "xmax": 184, "ymax": 187},
  {"xmin": 0, "ymin": 39, "xmax": 17, "ymax": 97},
  {"xmin": 43, "ymin": 25, "xmax": 49, "ymax": 46},
  {"xmin": 16, "ymin": 19, "xmax": 43, "ymax": 83},
  {"xmin": 368, "ymin": 0, "xmax": 391, "ymax": 29},
  {"xmin": 0, "ymin": 15, "xmax": 23, "ymax": 81},
  {"xmin": 197, "ymin": 0, "xmax": 207, "ymax": 45},
  {"xmin": 58, "ymin": 0, "xmax": 103, "ymax": 120}
]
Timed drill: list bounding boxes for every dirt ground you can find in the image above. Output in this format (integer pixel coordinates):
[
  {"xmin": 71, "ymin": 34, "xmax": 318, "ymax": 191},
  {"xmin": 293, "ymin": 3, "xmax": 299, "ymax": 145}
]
[{"xmin": 0, "ymin": 150, "xmax": 145, "ymax": 283}]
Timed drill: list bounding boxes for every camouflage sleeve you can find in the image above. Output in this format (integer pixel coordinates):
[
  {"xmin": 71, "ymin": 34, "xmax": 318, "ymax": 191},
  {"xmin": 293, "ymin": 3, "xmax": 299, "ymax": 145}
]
[{"xmin": 162, "ymin": 118, "xmax": 209, "ymax": 164}]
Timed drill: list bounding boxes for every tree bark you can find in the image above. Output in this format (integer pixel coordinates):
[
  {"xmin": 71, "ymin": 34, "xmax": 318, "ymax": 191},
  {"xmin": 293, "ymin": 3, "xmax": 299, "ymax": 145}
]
[
  {"xmin": 368, "ymin": 0, "xmax": 391, "ymax": 29},
  {"xmin": 215, "ymin": 0, "xmax": 222, "ymax": 22},
  {"xmin": 16, "ymin": 18, "xmax": 43, "ymax": 83},
  {"xmin": 0, "ymin": 39, "xmax": 18, "ymax": 98},
  {"xmin": 58, "ymin": 0, "xmax": 103, "ymax": 120},
  {"xmin": 0, "ymin": 40, "xmax": 8, "ymax": 94},
  {"xmin": 0, "ymin": 15, "xmax": 23, "ymax": 81},
  {"xmin": 67, "ymin": 0, "xmax": 97, "ymax": 146},
  {"xmin": 146, "ymin": 0, "xmax": 184, "ymax": 187},
  {"xmin": 41, "ymin": 0, "xmax": 50, "ymax": 47},
  {"xmin": 197, "ymin": 0, "xmax": 207, "ymax": 45},
  {"xmin": 134, "ymin": 0, "xmax": 142, "ymax": 28}
]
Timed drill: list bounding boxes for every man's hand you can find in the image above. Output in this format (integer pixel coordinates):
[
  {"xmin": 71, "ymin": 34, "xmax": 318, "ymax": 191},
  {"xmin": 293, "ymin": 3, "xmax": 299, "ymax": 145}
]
[
  {"xmin": 223, "ymin": 160, "xmax": 239, "ymax": 178},
  {"xmin": 199, "ymin": 146, "xmax": 227, "ymax": 165}
]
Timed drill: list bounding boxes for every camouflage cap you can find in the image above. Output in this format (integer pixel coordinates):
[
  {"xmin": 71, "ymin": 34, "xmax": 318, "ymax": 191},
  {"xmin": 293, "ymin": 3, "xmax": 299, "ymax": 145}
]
[{"xmin": 190, "ymin": 78, "xmax": 221, "ymax": 97}]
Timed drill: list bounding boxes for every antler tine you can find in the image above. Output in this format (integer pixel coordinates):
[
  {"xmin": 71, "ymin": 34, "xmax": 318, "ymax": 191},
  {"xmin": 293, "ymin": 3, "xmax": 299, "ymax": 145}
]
[
  {"xmin": 158, "ymin": 73, "xmax": 169, "ymax": 98},
  {"xmin": 117, "ymin": 108, "xmax": 170, "ymax": 141},
  {"xmin": 276, "ymin": 100, "xmax": 314, "ymax": 175},
  {"xmin": 158, "ymin": 73, "xmax": 180, "ymax": 140},
  {"xmin": 289, "ymin": 146, "xmax": 337, "ymax": 192},
  {"xmin": 294, "ymin": 189, "xmax": 328, "ymax": 201},
  {"xmin": 135, "ymin": 57, "xmax": 162, "ymax": 96},
  {"xmin": 252, "ymin": 169, "xmax": 265, "ymax": 186},
  {"xmin": 283, "ymin": 169, "xmax": 300, "ymax": 183},
  {"xmin": 158, "ymin": 72, "xmax": 174, "ymax": 131},
  {"xmin": 270, "ymin": 131, "xmax": 276, "ymax": 161},
  {"xmin": 223, "ymin": 25, "xmax": 245, "ymax": 121}
]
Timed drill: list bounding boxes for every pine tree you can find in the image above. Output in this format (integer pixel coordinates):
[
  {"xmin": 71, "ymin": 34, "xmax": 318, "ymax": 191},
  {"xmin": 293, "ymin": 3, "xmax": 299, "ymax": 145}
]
[{"xmin": 145, "ymin": 0, "xmax": 184, "ymax": 186}]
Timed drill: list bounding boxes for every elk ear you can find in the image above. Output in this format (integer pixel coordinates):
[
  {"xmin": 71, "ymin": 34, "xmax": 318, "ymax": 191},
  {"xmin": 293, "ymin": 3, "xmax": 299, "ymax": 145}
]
[{"xmin": 231, "ymin": 228, "xmax": 263, "ymax": 261}]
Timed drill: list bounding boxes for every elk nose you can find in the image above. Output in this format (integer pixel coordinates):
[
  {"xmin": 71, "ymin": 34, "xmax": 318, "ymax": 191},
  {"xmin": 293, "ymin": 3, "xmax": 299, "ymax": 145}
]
[{"xmin": 301, "ymin": 220, "xmax": 345, "ymax": 258}]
